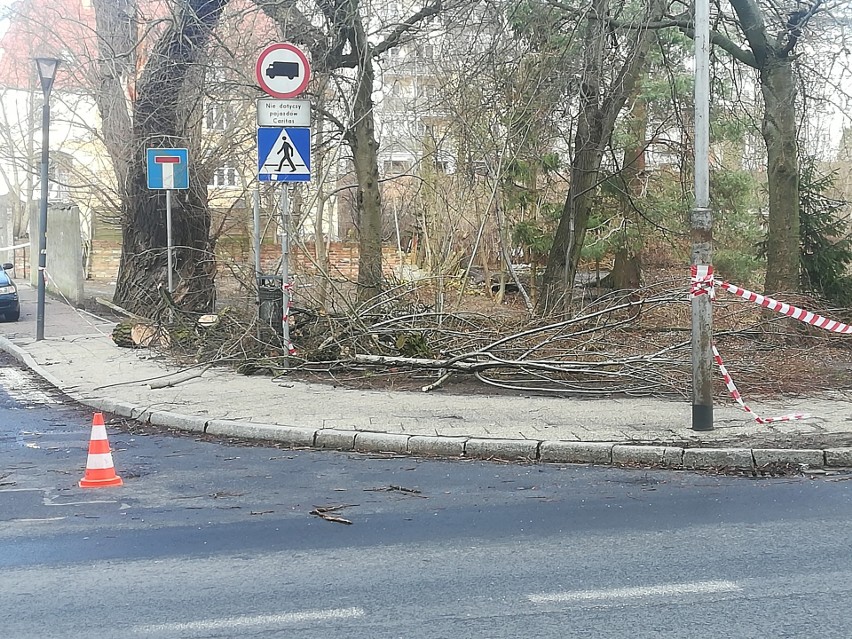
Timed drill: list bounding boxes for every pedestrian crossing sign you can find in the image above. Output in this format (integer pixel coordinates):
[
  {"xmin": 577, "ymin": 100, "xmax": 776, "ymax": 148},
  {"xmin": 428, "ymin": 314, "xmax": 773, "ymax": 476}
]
[{"xmin": 258, "ymin": 127, "xmax": 311, "ymax": 182}]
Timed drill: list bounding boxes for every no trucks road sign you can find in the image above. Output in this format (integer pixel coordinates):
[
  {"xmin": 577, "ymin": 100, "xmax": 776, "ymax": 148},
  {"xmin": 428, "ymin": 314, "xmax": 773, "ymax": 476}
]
[{"xmin": 255, "ymin": 43, "xmax": 311, "ymax": 99}]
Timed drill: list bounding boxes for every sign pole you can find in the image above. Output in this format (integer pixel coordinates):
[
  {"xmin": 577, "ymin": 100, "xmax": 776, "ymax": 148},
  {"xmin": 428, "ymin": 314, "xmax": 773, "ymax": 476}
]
[
  {"xmin": 166, "ymin": 189, "xmax": 174, "ymax": 295},
  {"xmin": 253, "ymin": 186, "xmax": 261, "ymax": 305},
  {"xmin": 280, "ymin": 185, "xmax": 291, "ymax": 367},
  {"xmin": 147, "ymin": 148, "xmax": 188, "ymax": 317},
  {"xmin": 255, "ymin": 41, "xmax": 312, "ymax": 360}
]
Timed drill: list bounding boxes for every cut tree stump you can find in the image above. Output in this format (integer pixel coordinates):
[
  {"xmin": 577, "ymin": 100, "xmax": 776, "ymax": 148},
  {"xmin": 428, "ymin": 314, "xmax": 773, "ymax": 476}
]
[{"xmin": 112, "ymin": 320, "xmax": 171, "ymax": 348}]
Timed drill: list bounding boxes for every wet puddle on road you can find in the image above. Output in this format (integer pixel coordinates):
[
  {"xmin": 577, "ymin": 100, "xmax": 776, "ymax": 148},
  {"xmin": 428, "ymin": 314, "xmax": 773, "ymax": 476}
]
[{"xmin": 0, "ymin": 368, "xmax": 60, "ymax": 406}]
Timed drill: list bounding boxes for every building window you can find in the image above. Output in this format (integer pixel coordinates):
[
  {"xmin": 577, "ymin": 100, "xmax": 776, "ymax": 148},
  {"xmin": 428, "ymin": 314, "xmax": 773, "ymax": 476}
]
[
  {"xmin": 48, "ymin": 154, "xmax": 72, "ymax": 202},
  {"xmin": 210, "ymin": 165, "xmax": 238, "ymax": 187},
  {"xmin": 414, "ymin": 44, "xmax": 434, "ymax": 61},
  {"xmin": 471, "ymin": 160, "xmax": 490, "ymax": 176},
  {"xmin": 383, "ymin": 160, "xmax": 410, "ymax": 175},
  {"xmin": 419, "ymin": 84, "xmax": 438, "ymax": 99},
  {"xmin": 205, "ymin": 102, "xmax": 233, "ymax": 131}
]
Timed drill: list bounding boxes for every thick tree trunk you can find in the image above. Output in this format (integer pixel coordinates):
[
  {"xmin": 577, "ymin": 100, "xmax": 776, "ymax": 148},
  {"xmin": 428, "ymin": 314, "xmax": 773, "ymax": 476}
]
[
  {"xmin": 601, "ymin": 91, "xmax": 648, "ymax": 290},
  {"xmin": 605, "ymin": 95, "xmax": 646, "ymax": 290},
  {"xmin": 112, "ymin": 0, "xmax": 228, "ymax": 316},
  {"xmin": 349, "ymin": 9, "xmax": 384, "ymax": 302},
  {"xmin": 760, "ymin": 57, "xmax": 799, "ymax": 293},
  {"xmin": 91, "ymin": 0, "xmax": 136, "ymax": 193},
  {"xmin": 726, "ymin": 0, "xmax": 801, "ymax": 295},
  {"xmin": 538, "ymin": 0, "xmax": 607, "ymax": 314},
  {"xmin": 313, "ymin": 117, "xmax": 330, "ymax": 310},
  {"xmin": 539, "ymin": 133, "xmax": 605, "ymax": 312},
  {"xmin": 538, "ymin": 0, "xmax": 657, "ymax": 313}
]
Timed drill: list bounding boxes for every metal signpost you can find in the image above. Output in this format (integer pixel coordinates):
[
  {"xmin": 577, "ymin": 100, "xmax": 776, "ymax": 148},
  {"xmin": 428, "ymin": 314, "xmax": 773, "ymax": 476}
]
[
  {"xmin": 146, "ymin": 148, "xmax": 189, "ymax": 297},
  {"xmin": 255, "ymin": 43, "xmax": 312, "ymax": 363}
]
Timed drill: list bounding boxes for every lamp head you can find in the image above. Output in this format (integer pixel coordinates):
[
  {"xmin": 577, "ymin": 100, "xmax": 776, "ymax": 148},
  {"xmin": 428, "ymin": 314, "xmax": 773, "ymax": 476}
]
[{"xmin": 34, "ymin": 57, "xmax": 61, "ymax": 97}]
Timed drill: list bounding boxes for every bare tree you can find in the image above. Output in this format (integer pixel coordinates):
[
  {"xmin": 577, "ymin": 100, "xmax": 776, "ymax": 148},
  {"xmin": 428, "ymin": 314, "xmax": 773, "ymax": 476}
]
[
  {"xmin": 92, "ymin": 0, "xmax": 231, "ymax": 314},
  {"xmin": 652, "ymin": 0, "xmax": 827, "ymax": 293},
  {"xmin": 253, "ymin": 0, "xmax": 444, "ymax": 302},
  {"xmin": 538, "ymin": 0, "xmax": 662, "ymax": 313}
]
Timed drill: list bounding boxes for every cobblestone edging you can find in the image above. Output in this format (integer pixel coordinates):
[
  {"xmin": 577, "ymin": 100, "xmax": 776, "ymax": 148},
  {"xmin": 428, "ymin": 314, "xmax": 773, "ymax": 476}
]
[
  {"xmin": 91, "ymin": 406, "xmax": 852, "ymax": 471},
  {"xmin": 1, "ymin": 336, "xmax": 849, "ymax": 472}
]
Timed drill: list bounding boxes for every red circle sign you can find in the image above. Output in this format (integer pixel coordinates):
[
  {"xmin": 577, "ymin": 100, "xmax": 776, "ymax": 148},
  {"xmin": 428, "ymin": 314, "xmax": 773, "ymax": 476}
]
[{"xmin": 255, "ymin": 43, "xmax": 311, "ymax": 99}]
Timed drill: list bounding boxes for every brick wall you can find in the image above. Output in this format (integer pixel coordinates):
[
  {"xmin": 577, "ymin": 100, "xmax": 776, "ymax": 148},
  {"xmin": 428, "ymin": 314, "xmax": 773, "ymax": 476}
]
[
  {"xmin": 86, "ymin": 240, "xmax": 410, "ymax": 281},
  {"xmin": 13, "ymin": 245, "xmax": 29, "ymax": 279},
  {"xmin": 290, "ymin": 243, "xmax": 407, "ymax": 278},
  {"xmin": 89, "ymin": 240, "xmax": 122, "ymax": 281}
]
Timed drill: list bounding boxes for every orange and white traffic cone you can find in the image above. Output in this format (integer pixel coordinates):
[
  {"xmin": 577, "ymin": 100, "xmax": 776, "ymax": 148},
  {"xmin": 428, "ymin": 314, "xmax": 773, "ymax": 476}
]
[{"xmin": 79, "ymin": 413, "xmax": 123, "ymax": 488}]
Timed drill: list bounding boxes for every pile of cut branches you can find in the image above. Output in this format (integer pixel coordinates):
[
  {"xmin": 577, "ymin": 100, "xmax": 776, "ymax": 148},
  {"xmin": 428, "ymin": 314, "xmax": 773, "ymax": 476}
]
[{"xmin": 106, "ymin": 279, "xmax": 852, "ymax": 398}]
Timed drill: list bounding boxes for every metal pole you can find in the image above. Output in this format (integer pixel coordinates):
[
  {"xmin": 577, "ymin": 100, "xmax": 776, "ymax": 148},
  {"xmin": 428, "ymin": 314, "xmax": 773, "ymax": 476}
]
[
  {"xmin": 166, "ymin": 189, "xmax": 174, "ymax": 294},
  {"xmin": 280, "ymin": 185, "xmax": 290, "ymax": 367},
  {"xmin": 691, "ymin": 0, "xmax": 713, "ymax": 430},
  {"xmin": 253, "ymin": 187, "xmax": 262, "ymax": 276},
  {"xmin": 35, "ymin": 100, "xmax": 49, "ymax": 341}
]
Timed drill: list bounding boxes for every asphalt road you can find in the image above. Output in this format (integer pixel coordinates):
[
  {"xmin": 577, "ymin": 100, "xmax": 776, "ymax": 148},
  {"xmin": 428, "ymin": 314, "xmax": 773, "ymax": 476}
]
[{"xmin": 2, "ymin": 355, "xmax": 852, "ymax": 638}]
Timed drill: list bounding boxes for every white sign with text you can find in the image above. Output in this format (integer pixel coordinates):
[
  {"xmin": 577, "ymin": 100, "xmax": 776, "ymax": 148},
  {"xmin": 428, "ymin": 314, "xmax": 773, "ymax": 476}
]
[{"xmin": 257, "ymin": 99, "xmax": 311, "ymax": 127}]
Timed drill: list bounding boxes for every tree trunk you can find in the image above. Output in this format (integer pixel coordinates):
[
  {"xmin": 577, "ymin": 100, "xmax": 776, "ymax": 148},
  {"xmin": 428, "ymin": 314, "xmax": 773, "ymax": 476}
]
[
  {"xmin": 91, "ymin": 0, "xmax": 136, "ymax": 194},
  {"xmin": 608, "ymin": 248, "xmax": 642, "ymax": 289},
  {"xmin": 313, "ymin": 116, "xmax": 330, "ymax": 310},
  {"xmin": 604, "ymin": 93, "xmax": 647, "ymax": 290},
  {"xmin": 538, "ymin": 0, "xmax": 657, "ymax": 313},
  {"xmin": 349, "ymin": 7, "xmax": 384, "ymax": 302},
  {"xmin": 725, "ymin": 0, "xmax": 801, "ymax": 295},
  {"xmin": 112, "ymin": 0, "xmax": 228, "ymax": 316},
  {"xmin": 760, "ymin": 57, "xmax": 799, "ymax": 293}
]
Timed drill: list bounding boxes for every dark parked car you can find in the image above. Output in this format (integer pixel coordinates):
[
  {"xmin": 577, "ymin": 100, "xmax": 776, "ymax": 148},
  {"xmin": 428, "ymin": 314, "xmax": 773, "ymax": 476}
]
[{"xmin": 0, "ymin": 263, "xmax": 20, "ymax": 322}]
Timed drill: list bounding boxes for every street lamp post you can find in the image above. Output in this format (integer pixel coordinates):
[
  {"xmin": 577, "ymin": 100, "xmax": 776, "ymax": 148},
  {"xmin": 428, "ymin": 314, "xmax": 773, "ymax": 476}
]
[
  {"xmin": 691, "ymin": 0, "xmax": 713, "ymax": 430},
  {"xmin": 34, "ymin": 57, "xmax": 60, "ymax": 341}
]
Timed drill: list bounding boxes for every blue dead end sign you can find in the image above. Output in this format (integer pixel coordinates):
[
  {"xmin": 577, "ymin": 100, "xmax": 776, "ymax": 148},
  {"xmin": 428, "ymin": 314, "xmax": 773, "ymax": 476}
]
[
  {"xmin": 146, "ymin": 148, "xmax": 189, "ymax": 190},
  {"xmin": 257, "ymin": 127, "xmax": 311, "ymax": 182}
]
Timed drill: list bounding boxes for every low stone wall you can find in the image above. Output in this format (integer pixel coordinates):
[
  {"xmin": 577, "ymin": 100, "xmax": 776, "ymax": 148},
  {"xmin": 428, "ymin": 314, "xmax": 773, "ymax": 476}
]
[{"xmin": 27, "ymin": 204, "xmax": 85, "ymax": 305}]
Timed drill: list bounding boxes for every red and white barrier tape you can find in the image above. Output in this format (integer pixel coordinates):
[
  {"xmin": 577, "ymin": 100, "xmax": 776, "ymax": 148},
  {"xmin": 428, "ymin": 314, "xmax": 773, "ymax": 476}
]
[
  {"xmin": 719, "ymin": 281, "xmax": 852, "ymax": 334},
  {"xmin": 689, "ymin": 264, "xmax": 715, "ymax": 299},
  {"xmin": 711, "ymin": 344, "xmax": 810, "ymax": 424},
  {"xmin": 687, "ymin": 266, "xmax": 841, "ymax": 423},
  {"xmin": 0, "ymin": 242, "xmax": 31, "ymax": 252}
]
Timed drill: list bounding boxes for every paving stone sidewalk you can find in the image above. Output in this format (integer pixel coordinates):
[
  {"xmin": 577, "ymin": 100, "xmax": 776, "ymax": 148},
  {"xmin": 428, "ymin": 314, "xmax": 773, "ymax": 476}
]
[{"xmin": 1, "ymin": 284, "xmax": 851, "ymax": 471}]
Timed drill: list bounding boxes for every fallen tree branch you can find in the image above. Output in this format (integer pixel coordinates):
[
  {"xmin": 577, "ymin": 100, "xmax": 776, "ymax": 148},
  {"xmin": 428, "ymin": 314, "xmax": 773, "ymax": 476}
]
[
  {"xmin": 421, "ymin": 370, "xmax": 452, "ymax": 392},
  {"xmin": 364, "ymin": 485, "xmax": 427, "ymax": 497},
  {"xmin": 309, "ymin": 504, "xmax": 357, "ymax": 525},
  {"xmin": 148, "ymin": 363, "xmax": 215, "ymax": 389},
  {"xmin": 96, "ymin": 297, "xmax": 148, "ymax": 321}
]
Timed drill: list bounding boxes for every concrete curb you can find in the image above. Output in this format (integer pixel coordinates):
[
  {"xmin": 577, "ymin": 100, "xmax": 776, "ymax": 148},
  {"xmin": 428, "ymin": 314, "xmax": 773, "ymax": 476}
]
[
  {"xmin": 0, "ymin": 336, "xmax": 65, "ymax": 389},
  {"xmin": 1, "ymin": 337, "xmax": 851, "ymax": 472},
  {"xmin": 206, "ymin": 419, "xmax": 316, "ymax": 446}
]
